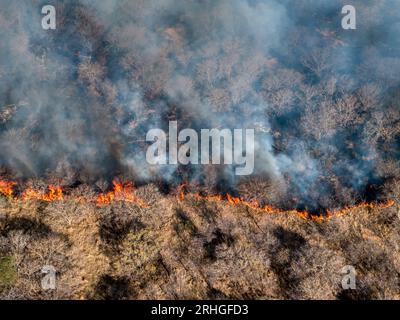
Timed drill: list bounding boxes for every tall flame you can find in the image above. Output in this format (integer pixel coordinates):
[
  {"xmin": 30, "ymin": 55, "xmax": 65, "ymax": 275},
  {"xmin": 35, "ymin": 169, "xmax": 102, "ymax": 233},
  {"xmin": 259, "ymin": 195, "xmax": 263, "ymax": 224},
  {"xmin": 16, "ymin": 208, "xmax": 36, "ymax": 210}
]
[
  {"xmin": 22, "ymin": 185, "xmax": 63, "ymax": 202},
  {"xmin": 0, "ymin": 179, "xmax": 395, "ymax": 220},
  {"xmin": 96, "ymin": 180, "xmax": 148, "ymax": 207}
]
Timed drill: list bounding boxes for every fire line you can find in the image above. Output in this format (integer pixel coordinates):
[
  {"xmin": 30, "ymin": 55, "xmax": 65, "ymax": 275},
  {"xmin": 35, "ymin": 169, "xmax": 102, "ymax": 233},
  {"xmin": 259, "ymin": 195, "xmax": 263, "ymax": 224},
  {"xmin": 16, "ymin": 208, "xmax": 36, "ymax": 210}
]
[
  {"xmin": 0, "ymin": 179, "xmax": 395, "ymax": 220},
  {"xmin": 177, "ymin": 184, "xmax": 396, "ymax": 221}
]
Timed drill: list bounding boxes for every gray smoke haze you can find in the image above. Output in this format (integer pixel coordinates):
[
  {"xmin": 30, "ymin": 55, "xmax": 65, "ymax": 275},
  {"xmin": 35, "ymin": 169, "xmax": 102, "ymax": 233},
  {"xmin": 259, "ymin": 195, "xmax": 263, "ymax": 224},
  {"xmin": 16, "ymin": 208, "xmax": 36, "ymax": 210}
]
[{"xmin": 0, "ymin": 0, "xmax": 399, "ymax": 211}]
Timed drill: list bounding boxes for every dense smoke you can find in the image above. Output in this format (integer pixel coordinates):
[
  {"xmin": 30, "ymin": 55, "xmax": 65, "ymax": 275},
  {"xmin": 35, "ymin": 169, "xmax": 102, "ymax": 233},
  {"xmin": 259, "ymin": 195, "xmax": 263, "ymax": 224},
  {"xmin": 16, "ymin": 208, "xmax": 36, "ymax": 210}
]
[{"xmin": 0, "ymin": 0, "xmax": 399, "ymax": 211}]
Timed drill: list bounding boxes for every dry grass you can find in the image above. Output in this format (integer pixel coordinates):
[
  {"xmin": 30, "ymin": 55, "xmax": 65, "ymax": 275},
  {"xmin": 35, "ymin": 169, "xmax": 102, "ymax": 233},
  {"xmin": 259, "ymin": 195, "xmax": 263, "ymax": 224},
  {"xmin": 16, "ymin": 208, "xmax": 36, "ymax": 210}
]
[{"xmin": 0, "ymin": 183, "xmax": 399, "ymax": 300}]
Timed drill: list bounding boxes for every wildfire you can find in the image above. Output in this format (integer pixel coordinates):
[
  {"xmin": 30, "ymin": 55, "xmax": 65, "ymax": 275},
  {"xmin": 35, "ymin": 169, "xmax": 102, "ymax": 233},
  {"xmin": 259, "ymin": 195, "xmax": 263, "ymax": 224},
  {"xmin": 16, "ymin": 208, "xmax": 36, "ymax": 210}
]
[
  {"xmin": 96, "ymin": 180, "xmax": 148, "ymax": 207},
  {"xmin": 0, "ymin": 179, "xmax": 395, "ymax": 220},
  {"xmin": 0, "ymin": 180, "xmax": 17, "ymax": 197},
  {"xmin": 22, "ymin": 185, "xmax": 63, "ymax": 202},
  {"xmin": 0, "ymin": 179, "xmax": 148, "ymax": 207},
  {"xmin": 178, "ymin": 185, "xmax": 396, "ymax": 221}
]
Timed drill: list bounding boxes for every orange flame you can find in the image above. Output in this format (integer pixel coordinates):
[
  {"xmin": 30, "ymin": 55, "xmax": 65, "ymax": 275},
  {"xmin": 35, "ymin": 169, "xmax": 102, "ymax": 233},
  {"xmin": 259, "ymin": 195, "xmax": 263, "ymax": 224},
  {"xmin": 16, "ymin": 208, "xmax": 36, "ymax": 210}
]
[
  {"xmin": 96, "ymin": 180, "xmax": 148, "ymax": 207},
  {"xmin": 0, "ymin": 180, "xmax": 17, "ymax": 197},
  {"xmin": 178, "ymin": 187, "xmax": 396, "ymax": 221},
  {"xmin": 0, "ymin": 179, "xmax": 147, "ymax": 207},
  {"xmin": 0, "ymin": 179, "xmax": 395, "ymax": 220},
  {"xmin": 22, "ymin": 185, "xmax": 63, "ymax": 202}
]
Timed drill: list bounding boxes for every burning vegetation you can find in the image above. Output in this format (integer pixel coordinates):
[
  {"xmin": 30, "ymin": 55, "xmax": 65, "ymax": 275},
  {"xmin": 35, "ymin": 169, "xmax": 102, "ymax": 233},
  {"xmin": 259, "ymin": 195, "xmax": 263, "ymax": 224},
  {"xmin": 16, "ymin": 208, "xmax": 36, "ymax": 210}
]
[
  {"xmin": 0, "ymin": 0, "xmax": 399, "ymax": 213},
  {"xmin": 0, "ymin": 0, "xmax": 399, "ymax": 300},
  {"xmin": 0, "ymin": 179, "xmax": 148, "ymax": 207},
  {"xmin": 96, "ymin": 180, "xmax": 148, "ymax": 207},
  {"xmin": 21, "ymin": 185, "xmax": 63, "ymax": 202},
  {"xmin": 0, "ymin": 179, "xmax": 395, "ymax": 222},
  {"xmin": 178, "ymin": 185, "xmax": 396, "ymax": 221},
  {"xmin": 0, "ymin": 181, "xmax": 16, "ymax": 198},
  {"xmin": 0, "ymin": 179, "xmax": 399, "ymax": 300}
]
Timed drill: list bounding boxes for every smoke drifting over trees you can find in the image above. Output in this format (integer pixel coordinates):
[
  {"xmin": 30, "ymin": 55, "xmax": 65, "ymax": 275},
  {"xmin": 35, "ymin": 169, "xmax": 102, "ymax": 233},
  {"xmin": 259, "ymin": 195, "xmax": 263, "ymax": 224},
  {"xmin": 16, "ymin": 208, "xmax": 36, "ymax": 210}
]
[{"xmin": 0, "ymin": 0, "xmax": 399, "ymax": 211}]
